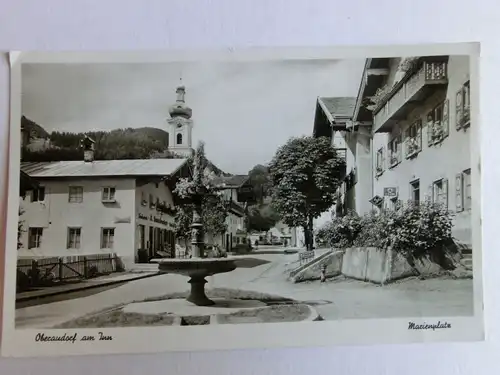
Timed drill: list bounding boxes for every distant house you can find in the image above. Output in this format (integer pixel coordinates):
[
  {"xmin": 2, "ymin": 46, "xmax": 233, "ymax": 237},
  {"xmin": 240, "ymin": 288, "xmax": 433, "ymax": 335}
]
[
  {"xmin": 212, "ymin": 174, "xmax": 254, "ymax": 250},
  {"xmin": 19, "ymin": 146, "xmax": 190, "ymax": 270}
]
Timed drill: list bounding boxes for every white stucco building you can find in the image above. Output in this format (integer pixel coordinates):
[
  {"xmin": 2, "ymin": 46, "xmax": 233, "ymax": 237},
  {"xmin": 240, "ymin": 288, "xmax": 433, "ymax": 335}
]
[
  {"xmin": 313, "ymin": 55, "xmax": 472, "ymax": 245},
  {"xmin": 211, "ymin": 175, "xmax": 252, "ymax": 251},
  {"xmin": 19, "ymin": 156, "xmax": 190, "ymax": 270}
]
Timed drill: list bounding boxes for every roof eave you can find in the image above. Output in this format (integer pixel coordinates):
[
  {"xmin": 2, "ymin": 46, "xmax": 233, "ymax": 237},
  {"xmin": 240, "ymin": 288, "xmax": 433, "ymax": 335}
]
[{"xmin": 313, "ymin": 97, "xmax": 333, "ymax": 138}]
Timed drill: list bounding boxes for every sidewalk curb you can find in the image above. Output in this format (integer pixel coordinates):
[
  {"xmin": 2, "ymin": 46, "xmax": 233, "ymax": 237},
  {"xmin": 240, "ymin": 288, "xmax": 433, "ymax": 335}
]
[{"xmin": 16, "ymin": 272, "xmax": 161, "ymax": 303}]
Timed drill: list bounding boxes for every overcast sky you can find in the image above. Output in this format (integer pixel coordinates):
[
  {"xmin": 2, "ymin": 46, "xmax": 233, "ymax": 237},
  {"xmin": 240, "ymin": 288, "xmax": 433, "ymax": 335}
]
[{"xmin": 22, "ymin": 59, "xmax": 365, "ymax": 174}]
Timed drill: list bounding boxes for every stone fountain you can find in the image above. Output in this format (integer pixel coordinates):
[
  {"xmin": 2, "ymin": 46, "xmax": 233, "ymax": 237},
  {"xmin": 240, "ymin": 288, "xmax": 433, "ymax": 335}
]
[{"xmin": 151, "ymin": 142, "xmax": 239, "ymax": 306}]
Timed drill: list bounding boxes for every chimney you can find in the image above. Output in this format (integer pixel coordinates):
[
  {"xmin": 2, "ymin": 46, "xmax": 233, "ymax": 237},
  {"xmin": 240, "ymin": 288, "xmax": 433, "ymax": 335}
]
[{"xmin": 80, "ymin": 135, "xmax": 96, "ymax": 163}]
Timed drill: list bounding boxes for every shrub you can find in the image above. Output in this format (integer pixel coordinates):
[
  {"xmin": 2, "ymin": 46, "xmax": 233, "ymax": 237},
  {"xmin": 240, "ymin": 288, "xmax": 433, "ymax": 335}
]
[
  {"xmin": 353, "ymin": 210, "xmax": 391, "ymax": 248},
  {"xmin": 316, "ymin": 201, "xmax": 453, "ymax": 259},
  {"xmin": 316, "ymin": 211, "xmax": 362, "ymax": 248},
  {"xmin": 384, "ymin": 201, "xmax": 453, "ymax": 258}
]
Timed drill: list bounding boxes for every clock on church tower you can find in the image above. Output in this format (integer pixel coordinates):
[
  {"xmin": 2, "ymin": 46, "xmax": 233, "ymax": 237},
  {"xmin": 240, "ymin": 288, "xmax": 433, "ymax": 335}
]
[{"xmin": 166, "ymin": 85, "xmax": 194, "ymax": 157}]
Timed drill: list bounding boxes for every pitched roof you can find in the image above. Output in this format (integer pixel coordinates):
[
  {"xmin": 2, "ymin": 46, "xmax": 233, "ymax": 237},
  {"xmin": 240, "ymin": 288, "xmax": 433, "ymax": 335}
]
[
  {"xmin": 21, "ymin": 158, "xmax": 188, "ymax": 178},
  {"xmin": 212, "ymin": 174, "xmax": 249, "ymax": 188},
  {"xmin": 318, "ymin": 97, "xmax": 357, "ymax": 119}
]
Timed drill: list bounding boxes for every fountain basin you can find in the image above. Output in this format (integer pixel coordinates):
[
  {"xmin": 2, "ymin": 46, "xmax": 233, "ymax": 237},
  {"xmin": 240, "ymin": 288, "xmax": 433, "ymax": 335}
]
[
  {"xmin": 150, "ymin": 257, "xmax": 238, "ymax": 306},
  {"xmin": 151, "ymin": 257, "xmax": 237, "ymax": 277}
]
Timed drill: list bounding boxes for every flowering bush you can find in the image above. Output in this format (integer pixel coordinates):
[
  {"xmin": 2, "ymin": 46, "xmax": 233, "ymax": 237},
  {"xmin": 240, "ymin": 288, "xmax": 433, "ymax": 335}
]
[
  {"xmin": 316, "ymin": 202, "xmax": 453, "ymax": 258},
  {"xmin": 384, "ymin": 201, "xmax": 453, "ymax": 257},
  {"xmin": 316, "ymin": 211, "xmax": 362, "ymax": 248},
  {"xmin": 397, "ymin": 57, "xmax": 419, "ymax": 73},
  {"xmin": 173, "ymin": 142, "xmax": 228, "ymax": 242},
  {"xmin": 353, "ymin": 210, "xmax": 392, "ymax": 248}
]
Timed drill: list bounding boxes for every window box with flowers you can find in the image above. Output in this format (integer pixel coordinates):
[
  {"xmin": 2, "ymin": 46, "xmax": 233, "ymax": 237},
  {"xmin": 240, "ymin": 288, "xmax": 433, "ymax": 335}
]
[
  {"xmin": 156, "ymin": 201, "xmax": 177, "ymax": 216},
  {"xmin": 427, "ymin": 100, "xmax": 449, "ymax": 146},
  {"xmin": 405, "ymin": 119, "xmax": 422, "ymax": 159}
]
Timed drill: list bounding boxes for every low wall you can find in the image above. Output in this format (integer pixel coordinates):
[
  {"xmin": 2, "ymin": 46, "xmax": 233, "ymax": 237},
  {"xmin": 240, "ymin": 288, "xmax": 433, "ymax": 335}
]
[
  {"xmin": 289, "ymin": 246, "xmax": 468, "ymax": 284},
  {"xmin": 290, "ymin": 250, "xmax": 344, "ymax": 283},
  {"xmin": 341, "ymin": 247, "xmax": 456, "ymax": 284}
]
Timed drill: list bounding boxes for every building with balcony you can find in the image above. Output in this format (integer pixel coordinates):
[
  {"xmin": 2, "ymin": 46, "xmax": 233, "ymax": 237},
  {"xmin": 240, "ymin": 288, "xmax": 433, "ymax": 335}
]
[
  {"xmin": 312, "ymin": 96, "xmax": 354, "ymax": 230},
  {"xmin": 314, "ymin": 55, "xmax": 472, "ymax": 245},
  {"xmin": 212, "ymin": 175, "xmax": 254, "ymax": 251},
  {"xmin": 18, "ymin": 147, "xmax": 191, "ymax": 269}
]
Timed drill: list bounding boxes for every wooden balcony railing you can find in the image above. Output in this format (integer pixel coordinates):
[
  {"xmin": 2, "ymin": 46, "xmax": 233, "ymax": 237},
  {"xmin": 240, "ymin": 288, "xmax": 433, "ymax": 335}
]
[{"xmin": 373, "ymin": 61, "xmax": 448, "ymax": 133}]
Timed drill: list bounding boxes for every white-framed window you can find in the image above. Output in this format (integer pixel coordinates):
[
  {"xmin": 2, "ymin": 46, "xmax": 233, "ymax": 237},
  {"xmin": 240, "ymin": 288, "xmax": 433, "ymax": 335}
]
[
  {"xmin": 456, "ymin": 169, "xmax": 472, "ymax": 212},
  {"xmin": 67, "ymin": 227, "xmax": 82, "ymax": 249},
  {"xmin": 68, "ymin": 186, "xmax": 83, "ymax": 203},
  {"xmin": 31, "ymin": 187, "xmax": 46, "ymax": 202},
  {"xmin": 456, "ymin": 81, "xmax": 471, "ymax": 130},
  {"xmin": 427, "ymin": 100, "xmax": 450, "ymax": 146},
  {"xmin": 405, "ymin": 119, "xmax": 422, "ymax": 158},
  {"xmin": 100, "ymin": 228, "xmax": 115, "ymax": 249},
  {"xmin": 431, "ymin": 178, "xmax": 449, "ymax": 209},
  {"xmin": 376, "ymin": 147, "xmax": 385, "ymax": 175},
  {"xmin": 101, "ymin": 187, "xmax": 116, "ymax": 202},
  {"xmin": 28, "ymin": 227, "xmax": 43, "ymax": 249},
  {"xmin": 388, "ymin": 134, "xmax": 402, "ymax": 168},
  {"xmin": 410, "ymin": 179, "xmax": 420, "ymax": 205}
]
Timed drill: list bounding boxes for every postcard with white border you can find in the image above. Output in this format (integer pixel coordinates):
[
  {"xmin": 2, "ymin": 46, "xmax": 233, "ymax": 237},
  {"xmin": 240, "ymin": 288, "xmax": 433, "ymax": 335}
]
[{"xmin": 1, "ymin": 44, "xmax": 484, "ymax": 358}]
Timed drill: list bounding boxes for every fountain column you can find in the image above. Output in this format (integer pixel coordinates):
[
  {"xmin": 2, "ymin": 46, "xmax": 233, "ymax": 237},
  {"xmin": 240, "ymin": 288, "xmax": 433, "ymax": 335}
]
[
  {"xmin": 190, "ymin": 196, "xmax": 204, "ymax": 259},
  {"xmin": 154, "ymin": 141, "xmax": 237, "ymax": 307}
]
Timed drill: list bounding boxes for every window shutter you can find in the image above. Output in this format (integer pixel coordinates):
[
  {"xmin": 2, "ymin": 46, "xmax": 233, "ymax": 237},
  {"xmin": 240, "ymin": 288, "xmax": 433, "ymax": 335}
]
[
  {"xmin": 39, "ymin": 187, "xmax": 46, "ymax": 201},
  {"xmin": 442, "ymin": 99, "xmax": 450, "ymax": 138},
  {"xmin": 456, "ymin": 88, "xmax": 463, "ymax": 129},
  {"xmin": 417, "ymin": 119, "xmax": 423, "ymax": 151},
  {"xmin": 442, "ymin": 178, "xmax": 449, "ymax": 209},
  {"xmin": 404, "ymin": 128, "xmax": 410, "ymax": 158},
  {"xmin": 397, "ymin": 133, "xmax": 402, "ymax": 162},
  {"xmin": 381, "ymin": 147, "xmax": 386, "ymax": 170},
  {"xmin": 427, "ymin": 112, "xmax": 434, "ymax": 146},
  {"xmin": 455, "ymin": 173, "xmax": 464, "ymax": 212}
]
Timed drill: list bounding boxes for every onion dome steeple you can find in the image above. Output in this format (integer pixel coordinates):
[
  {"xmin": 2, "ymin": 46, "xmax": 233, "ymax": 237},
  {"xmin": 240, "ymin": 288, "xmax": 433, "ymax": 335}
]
[{"xmin": 168, "ymin": 85, "xmax": 193, "ymax": 119}]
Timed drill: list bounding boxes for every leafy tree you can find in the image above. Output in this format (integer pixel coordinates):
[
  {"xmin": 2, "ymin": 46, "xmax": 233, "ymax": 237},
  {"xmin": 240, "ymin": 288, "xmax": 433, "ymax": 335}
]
[
  {"xmin": 268, "ymin": 136, "xmax": 345, "ymax": 250},
  {"xmin": 247, "ymin": 204, "xmax": 280, "ymax": 233},
  {"xmin": 173, "ymin": 142, "xmax": 228, "ymax": 252},
  {"xmin": 248, "ymin": 164, "xmax": 272, "ymax": 203}
]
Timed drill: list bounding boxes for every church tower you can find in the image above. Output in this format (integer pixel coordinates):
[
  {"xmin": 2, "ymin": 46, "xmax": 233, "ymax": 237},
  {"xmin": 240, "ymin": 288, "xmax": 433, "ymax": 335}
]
[{"xmin": 167, "ymin": 85, "xmax": 194, "ymax": 157}]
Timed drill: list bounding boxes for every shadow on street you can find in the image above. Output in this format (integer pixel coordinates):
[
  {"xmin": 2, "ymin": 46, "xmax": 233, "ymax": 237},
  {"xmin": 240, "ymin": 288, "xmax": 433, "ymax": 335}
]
[
  {"xmin": 250, "ymin": 250, "xmax": 298, "ymax": 255},
  {"xmin": 15, "ymin": 282, "xmax": 128, "ymax": 309}
]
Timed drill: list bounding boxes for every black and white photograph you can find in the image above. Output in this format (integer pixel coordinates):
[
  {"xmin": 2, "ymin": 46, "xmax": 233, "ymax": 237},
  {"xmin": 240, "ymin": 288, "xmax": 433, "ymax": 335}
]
[{"xmin": 2, "ymin": 46, "xmax": 483, "ymax": 357}]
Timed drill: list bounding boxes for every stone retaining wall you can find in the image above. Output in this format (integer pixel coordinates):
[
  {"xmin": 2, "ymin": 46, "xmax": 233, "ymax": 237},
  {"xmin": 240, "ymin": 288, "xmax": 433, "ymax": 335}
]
[
  {"xmin": 290, "ymin": 246, "xmax": 468, "ymax": 284},
  {"xmin": 342, "ymin": 247, "xmax": 416, "ymax": 284}
]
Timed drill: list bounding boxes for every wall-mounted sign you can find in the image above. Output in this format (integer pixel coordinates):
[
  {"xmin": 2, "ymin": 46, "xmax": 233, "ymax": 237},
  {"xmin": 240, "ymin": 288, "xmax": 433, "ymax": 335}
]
[
  {"xmin": 137, "ymin": 213, "xmax": 174, "ymax": 229},
  {"xmin": 383, "ymin": 187, "xmax": 398, "ymax": 197}
]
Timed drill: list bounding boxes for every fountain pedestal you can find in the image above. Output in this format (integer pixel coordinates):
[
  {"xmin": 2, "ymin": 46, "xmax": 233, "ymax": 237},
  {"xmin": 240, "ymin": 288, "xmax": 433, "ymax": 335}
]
[{"xmin": 153, "ymin": 258, "xmax": 237, "ymax": 306}]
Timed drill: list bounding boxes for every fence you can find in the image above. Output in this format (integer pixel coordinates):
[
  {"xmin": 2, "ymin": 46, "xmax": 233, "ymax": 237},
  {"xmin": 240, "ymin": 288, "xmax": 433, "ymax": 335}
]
[
  {"xmin": 17, "ymin": 253, "xmax": 122, "ymax": 287},
  {"xmin": 299, "ymin": 251, "xmax": 315, "ymax": 265}
]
